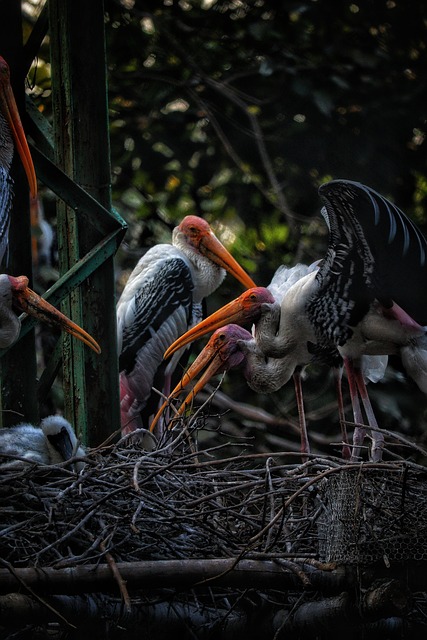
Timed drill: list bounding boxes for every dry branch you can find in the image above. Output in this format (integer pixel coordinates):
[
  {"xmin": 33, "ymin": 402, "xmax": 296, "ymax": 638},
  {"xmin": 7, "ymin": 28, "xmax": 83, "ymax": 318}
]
[{"xmin": 1, "ymin": 428, "xmax": 427, "ymax": 637}]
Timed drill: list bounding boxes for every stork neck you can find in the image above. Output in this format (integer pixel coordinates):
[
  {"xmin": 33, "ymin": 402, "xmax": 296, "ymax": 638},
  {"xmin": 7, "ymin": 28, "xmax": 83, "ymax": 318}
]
[
  {"xmin": 190, "ymin": 252, "xmax": 226, "ymax": 302},
  {"xmin": 0, "ymin": 300, "xmax": 20, "ymax": 348}
]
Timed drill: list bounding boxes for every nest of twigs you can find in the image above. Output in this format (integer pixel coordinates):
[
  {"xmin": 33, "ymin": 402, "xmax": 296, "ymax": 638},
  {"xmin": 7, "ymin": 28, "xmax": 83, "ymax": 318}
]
[
  {"xmin": 0, "ymin": 427, "xmax": 329, "ymax": 569},
  {"xmin": 2, "ymin": 420, "xmax": 427, "ymax": 639}
]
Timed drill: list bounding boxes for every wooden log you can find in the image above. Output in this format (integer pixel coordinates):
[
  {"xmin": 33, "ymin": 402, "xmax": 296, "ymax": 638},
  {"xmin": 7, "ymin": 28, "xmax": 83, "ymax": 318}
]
[{"xmin": 0, "ymin": 559, "xmax": 347, "ymax": 595}]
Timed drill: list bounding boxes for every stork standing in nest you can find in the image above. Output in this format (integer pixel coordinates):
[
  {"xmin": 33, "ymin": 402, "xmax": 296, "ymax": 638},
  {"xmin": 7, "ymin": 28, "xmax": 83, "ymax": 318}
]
[
  {"xmin": 117, "ymin": 215, "xmax": 256, "ymax": 434},
  {"xmin": 159, "ymin": 181, "xmax": 427, "ymax": 462}
]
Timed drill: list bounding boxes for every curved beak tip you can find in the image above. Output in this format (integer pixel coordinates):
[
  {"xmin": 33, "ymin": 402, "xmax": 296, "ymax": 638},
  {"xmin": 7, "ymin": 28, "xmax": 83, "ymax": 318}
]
[{"xmin": 12, "ymin": 283, "xmax": 101, "ymax": 355}]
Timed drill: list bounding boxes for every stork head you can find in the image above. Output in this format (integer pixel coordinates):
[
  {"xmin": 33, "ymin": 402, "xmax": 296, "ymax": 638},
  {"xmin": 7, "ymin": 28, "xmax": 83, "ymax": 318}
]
[
  {"xmin": 163, "ymin": 286, "xmax": 274, "ymax": 360},
  {"xmin": 150, "ymin": 324, "xmax": 252, "ymax": 432},
  {"xmin": 173, "ymin": 215, "xmax": 256, "ymax": 290},
  {"xmin": 0, "ymin": 57, "xmax": 37, "ymax": 198},
  {"xmin": 7, "ymin": 275, "xmax": 101, "ymax": 354},
  {"xmin": 41, "ymin": 416, "xmax": 86, "ymax": 471}
]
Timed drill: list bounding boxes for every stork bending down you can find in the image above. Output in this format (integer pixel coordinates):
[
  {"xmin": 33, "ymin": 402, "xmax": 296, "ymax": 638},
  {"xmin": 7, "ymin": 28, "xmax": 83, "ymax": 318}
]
[
  {"xmin": 150, "ymin": 324, "xmax": 313, "ymax": 457},
  {"xmin": 159, "ymin": 272, "xmax": 351, "ymax": 459},
  {"xmin": 160, "ymin": 180, "xmax": 427, "ymax": 462},
  {"xmin": 117, "ymin": 215, "xmax": 256, "ymax": 434}
]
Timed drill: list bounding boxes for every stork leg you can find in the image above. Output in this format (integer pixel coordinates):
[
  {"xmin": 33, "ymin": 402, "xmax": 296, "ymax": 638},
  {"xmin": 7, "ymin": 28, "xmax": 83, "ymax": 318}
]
[
  {"xmin": 293, "ymin": 369, "xmax": 310, "ymax": 462},
  {"xmin": 345, "ymin": 358, "xmax": 367, "ymax": 461},
  {"xmin": 352, "ymin": 362, "xmax": 384, "ymax": 463},
  {"xmin": 345, "ymin": 357, "xmax": 383, "ymax": 462},
  {"xmin": 333, "ymin": 366, "xmax": 351, "ymax": 460}
]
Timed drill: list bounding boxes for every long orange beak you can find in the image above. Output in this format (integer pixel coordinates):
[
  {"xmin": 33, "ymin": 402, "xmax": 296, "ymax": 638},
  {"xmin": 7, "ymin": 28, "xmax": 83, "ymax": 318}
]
[
  {"xmin": 10, "ymin": 275, "xmax": 101, "ymax": 354},
  {"xmin": 199, "ymin": 230, "xmax": 256, "ymax": 290},
  {"xmin": 150, "ymin": 344, "xmax": 225, "ymax": 433},
  {"xmin": 151, "ymin": 324, "xmax": 251, "ymax": 432},
  {"xmin": 0, "ymin": 57, "xmax": 37, "ymax": 198},
  {"xmin": 163, "ymin": 286, "xmax": 274, "ymax": 361}
]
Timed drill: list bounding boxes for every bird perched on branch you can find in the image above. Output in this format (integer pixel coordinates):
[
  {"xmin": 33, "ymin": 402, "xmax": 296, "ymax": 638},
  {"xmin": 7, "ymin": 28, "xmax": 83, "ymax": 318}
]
[
  {"xmin": 161, "ymin": 180, "xmax": 427, "ymax": 462},
  {"xmin": 0, "ymin": 56, "xmax": 37, "ymax": 264},
  {"xmin": 0, "ymin": 415, "xmax": 85, "ymax": 471},
  {"xmin": 117, "ymin": 215, "xmax": 256, "ymax": 434}
]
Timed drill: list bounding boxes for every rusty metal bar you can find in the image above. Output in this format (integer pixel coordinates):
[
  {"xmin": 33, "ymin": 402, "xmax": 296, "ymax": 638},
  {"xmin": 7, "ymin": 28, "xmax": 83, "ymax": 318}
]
[{"xmin": 47, "ymin": 0, "xmax": 123, "ymax": 445}]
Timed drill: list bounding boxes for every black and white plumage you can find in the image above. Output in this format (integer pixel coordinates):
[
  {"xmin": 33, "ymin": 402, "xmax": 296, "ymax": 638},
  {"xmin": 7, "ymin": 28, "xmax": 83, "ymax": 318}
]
[
  {"xmin": 309, "ymin": 180, "xmax": 427, "ymax": 353},
  {"xmin": 0, "ymin": 56, "xmax": 37, "ymax": 264},
  {"xmin": 117, "ymin": 215, "xmax": 256, "ymax": 434},
  {"xmin": 0, "ymin": 416, "xmax": 85, "ymax": 471},
  {"xmin": 161, "ymin": 180, "xmax": 427, "ymax": 461},
  {"xmin": 160, "ymin": 265, "xmax": 349, "ymax": 458},
  {"xmin": 309, "ymin": 180, "xmax": 427, "ymax": 459}
]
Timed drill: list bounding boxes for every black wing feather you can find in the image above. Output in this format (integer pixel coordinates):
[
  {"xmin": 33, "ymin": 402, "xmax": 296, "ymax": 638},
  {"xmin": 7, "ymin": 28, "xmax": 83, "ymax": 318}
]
[
  {"xmin": 310, "ymin": 180, "xmax": 427, "ymax": 346},
  {"xmin": 119, "ymin": 257, "xmax": 194, "ymax": 373}
]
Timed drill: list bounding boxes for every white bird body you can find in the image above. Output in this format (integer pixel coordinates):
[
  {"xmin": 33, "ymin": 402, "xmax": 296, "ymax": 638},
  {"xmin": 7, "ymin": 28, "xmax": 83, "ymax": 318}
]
[
  {"xmin": 117, "ymin": 244, "xmax": 221, "ymax": 427},
  {"xmin": 400, "ymin": 332, "xmax": 427, "ymax": 393},
  {"xmin": 117, "ymin": 243, "xmax": 225, "ymax": 355},
  {"xmin": 242, "ymin": 267, "xmax": 392, "ymax": 390},
  {"xmin": 260, "ymin": 268, "xmax": 318, "ymax": 358},
  {"xmin": 117, "ymin": 216, "xmax": 256, "ymax": 433},
  {"xmin": 341, "ymin": 296, "xmax": 423, "ymax": 349},
  {"xmin": 0, "ymin": 416, "xmax": 85, "ymax": 471}
]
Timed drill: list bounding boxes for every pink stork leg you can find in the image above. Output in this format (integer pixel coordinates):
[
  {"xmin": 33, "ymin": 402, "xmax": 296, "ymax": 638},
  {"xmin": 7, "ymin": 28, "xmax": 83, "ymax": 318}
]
[
  {"xmin": 345, "ymin": 357, "xmax": 367, "ymax": 461},
  {"xmin": 293, "ymin": 369, "xmax": 310, "ymax": 462},
  {"xmin": 352, "ymin": 362, "xmax": 384, "ymax": 462},
  {"xmin": 345, "ymin": 357, "xmax": 384, "ymax": 462},
  {"xmin": 333, "ymin": 366, "xmax": 351, "ymax": 460}
]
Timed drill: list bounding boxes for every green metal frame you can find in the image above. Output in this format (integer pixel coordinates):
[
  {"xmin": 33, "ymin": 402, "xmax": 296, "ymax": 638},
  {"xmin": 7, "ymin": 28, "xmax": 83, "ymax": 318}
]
[{"xmin": 0, "ymin": 0, "xmax": 127, "ymax": 445}]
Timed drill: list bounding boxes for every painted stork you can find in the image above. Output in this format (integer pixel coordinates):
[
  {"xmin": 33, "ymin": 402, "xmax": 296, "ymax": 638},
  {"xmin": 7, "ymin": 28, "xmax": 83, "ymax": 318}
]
[
  {"xmin": 159, "ymin": 269, "xmax": 349, "ymax": 459},
  {"xmin": 0, "ymin": 273, "xmax": 101, "ymax": 353},
  {"xmin": 0, "ymin": 56, "xmax": 37, "ymax": 264},
  {"xmin": 150, "ymin": 324, "xmax": 254, "ymax": 433},
  {"xmin": 0, "ymin": 57, "xmax": 101, "ymax": 355},
  {"xmin": 117, "ymin": 215, "xmax": 257, "ymax": 434},
  {"xmin": 161, "ymin": 180, "xmax": 427, "ymax": 462},
  {"xmin": 0, "ymin": 415, "xmax": 85, "ymax": 471}
]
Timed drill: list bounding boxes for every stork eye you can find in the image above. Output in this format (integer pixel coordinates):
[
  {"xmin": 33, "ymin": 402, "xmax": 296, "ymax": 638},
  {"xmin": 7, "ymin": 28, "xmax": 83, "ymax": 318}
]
[{"xmin": 249, "ymin": 293, "xmax": 257, "ymax": 301}]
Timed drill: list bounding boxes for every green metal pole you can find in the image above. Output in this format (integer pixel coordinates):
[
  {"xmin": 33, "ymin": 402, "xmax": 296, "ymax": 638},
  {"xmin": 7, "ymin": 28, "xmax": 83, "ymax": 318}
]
[{"xmin": 48, "ymin": 0, "xmax": 120, "ymax": 445}]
